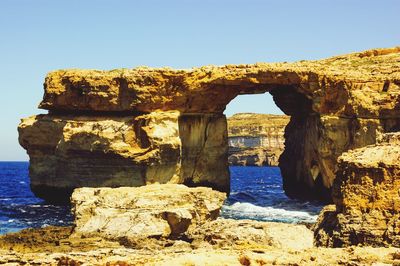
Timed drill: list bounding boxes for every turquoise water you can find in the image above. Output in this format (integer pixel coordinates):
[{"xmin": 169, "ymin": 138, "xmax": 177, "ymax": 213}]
[{"xmin": 0, "ymin": 162, "xmax": 323, "ymax": 234}]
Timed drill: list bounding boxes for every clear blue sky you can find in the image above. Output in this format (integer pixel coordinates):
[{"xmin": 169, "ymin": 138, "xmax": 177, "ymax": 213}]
[{"xmin": 1, "ymin": 0, "xmax": 399, "ymax": 161}]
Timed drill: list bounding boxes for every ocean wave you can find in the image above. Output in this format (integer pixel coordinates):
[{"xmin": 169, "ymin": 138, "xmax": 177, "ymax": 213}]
[{"xmin": 221, "ymin": 202, "xmax": 319, "ymax": 223}]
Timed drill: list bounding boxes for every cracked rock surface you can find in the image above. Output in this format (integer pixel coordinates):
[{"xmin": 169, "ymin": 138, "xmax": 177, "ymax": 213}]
[{"xmin": 71, "ymin": 184, "xmax": 226, "ymax": 241}]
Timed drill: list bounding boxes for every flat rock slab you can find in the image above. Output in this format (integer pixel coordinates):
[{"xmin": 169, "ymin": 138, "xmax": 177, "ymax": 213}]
[
  {"xmin": 189, "ymin": 218, "xmax": 314, "ymax": 250},
  {"xmin": 71, "ymin": 184, "xmax": 226, "ymax": 241}
]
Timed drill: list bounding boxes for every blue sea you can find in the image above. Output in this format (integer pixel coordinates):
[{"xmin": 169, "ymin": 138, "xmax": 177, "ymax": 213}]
[
  {"xmin": 221, "ymin": 166, "xmax": 324, "ymax": 223},
  {"xmin": 0, "ymin": 162, "xmax": 72, "ymax": 234},
  {"xmin": 0, "ymin": 162, "xmax": 323, "ymax": 234}
]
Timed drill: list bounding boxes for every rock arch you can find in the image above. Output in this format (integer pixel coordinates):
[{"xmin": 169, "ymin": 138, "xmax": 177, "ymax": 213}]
[{"xmin": 19, "ymin": 47, "xmax": 400, "ymax": 203}]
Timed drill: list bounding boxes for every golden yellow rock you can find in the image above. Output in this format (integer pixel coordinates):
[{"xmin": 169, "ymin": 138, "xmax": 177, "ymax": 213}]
[
  {"xmin": 71, "ymin": 184, "xmax": 226, "ymax": 241},
  {"xmin": 19, "ymin": 113, "xmax": 228, "ymax": 202},
  {"xmin": 0, "ymin": 223, "xmax": 399, "ymax": 265},
  {"xmin": 314, "ymin": 133, "xmax": 400, "ymax": 247},
  {"xmin": 18, "ymin": 46, "xmax": 400, "ymax": 202},
  {"xmin": 40, "ymin": 47, "xmax": 400, "ymax": 117}
]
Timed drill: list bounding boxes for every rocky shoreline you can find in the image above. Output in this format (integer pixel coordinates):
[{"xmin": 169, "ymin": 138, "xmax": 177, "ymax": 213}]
[
  {"xmin": 1, "ymin": 224, "xmax": 399, "ymax": 265},
  {"xmin": 314, "ymin": 132, "xmax": 400, "ymax": 247},
  {"xmin": 0, "ymin": 183, "xmax": 399, "ymax": 265},
  {"xmin": 4, "ymin": 131, "xmax": 400, "ymax": 265}
]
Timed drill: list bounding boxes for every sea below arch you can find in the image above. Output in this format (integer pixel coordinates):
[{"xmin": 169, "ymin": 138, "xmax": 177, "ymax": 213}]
[{"xmin": 0, "ymin": 162, "xmax": 323, "ymax": 234}]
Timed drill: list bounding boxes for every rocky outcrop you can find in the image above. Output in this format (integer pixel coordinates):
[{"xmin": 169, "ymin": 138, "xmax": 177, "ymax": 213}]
[
  {"xmin": 19, "ymin": 113, "xmax": 228, "ymax": 203},
  {"xmin": 314, "ymin": 133, "xmax": 400, "ymax": 247},
  {"xmin": 19, "ymin": 46, "xmax": 400, "ymax": 202},
  {"xmin": 71, "ymin": 184, "xmax": 226, "ymax": 241},
  {"xmin": 227, "ymin": 113, "xmax": 288, "ymax": 166}
]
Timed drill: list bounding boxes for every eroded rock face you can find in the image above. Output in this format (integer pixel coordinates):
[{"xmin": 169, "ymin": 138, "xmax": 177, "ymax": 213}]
[
  {"xmin": 314, "ymin": 133, "xmax": 400, "ymax": 247},
  {"xmin": 19, "ymin": 113, "xmax": 228, "ymax": 203},
  {"xmin": 280, "ymin": 114, "xmax": 388, "ymax": 201},
  {"xmin": 19, "ymin": 46, "xmax": 400, "ymax": 202},
  {"xmin": 227, "ymin": 113, "xmax": 288, "ymax": 166},
  {"xmin": 71, "ymin": 184, "xmax": 226, "ymax": 241}
]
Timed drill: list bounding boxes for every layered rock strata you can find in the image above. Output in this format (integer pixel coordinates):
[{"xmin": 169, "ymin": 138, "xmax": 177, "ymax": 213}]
[
  {"xmin": 19, "ymin": 46, "xmax": 400, "ymax": 202},
  {"xmin": 227, "ymin": 113, "xmax": 288, "ymax": 166},
  {"xmin": 314, "ymin": 133, "xmax": 400, "ymax": 247},
  {"xmin": 19, "ymin": 113, "xmax": 228, "ymax": 203}
]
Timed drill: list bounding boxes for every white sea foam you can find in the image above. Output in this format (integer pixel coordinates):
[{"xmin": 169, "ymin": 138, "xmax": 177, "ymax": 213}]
[{"xmin": 221, "ymin": 202, "xmax": 319, "ymax": 223}]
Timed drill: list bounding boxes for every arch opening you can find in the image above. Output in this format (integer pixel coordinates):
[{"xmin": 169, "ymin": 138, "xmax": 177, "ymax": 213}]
[{"xmin": 220, "ymin": 89, "xmax": 325, "ymax": 223}]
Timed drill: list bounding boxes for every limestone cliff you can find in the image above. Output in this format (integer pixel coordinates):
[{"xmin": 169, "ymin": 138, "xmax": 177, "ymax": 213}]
[
  {"xmin": 227, "ymin": 113, "xmax": 289, "ymax": 166},
  {"xmin": 19, "ymin": 113, "xmax": 228, "ymax": 203},
  {"xmin": 19, "ymin": 46, "xmax": 400, "ymax": 202},
  {"xmin": 314, "ymin": 133, "xmax": 400, "ymax": 247}
]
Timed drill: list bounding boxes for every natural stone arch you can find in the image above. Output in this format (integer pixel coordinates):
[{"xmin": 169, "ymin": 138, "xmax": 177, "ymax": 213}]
[{"xmin": 19, "ymin": 47, "xmax": 400, "ymax": 203}]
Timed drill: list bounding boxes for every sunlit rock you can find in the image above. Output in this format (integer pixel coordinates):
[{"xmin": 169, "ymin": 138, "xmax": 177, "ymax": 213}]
[
  {"xmin": 18, "ymin": 46, "xmax": 400, "ymax": 202},
  {"xmin": 71, "ymin": 184, "xmax": 226, "ymax": 241},
  {"xmin": 19, "ymin": 113, "xmax": 229, "ymax": 203},
  {"xmin": 314, "ymin": 133, "xmax": 400, "ymax": 247}
]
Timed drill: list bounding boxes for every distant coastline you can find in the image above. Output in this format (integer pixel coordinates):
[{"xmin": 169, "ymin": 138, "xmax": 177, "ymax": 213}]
[{"xmin": 227, "ymin": 113, "xmax": 289, "ymax": 167}]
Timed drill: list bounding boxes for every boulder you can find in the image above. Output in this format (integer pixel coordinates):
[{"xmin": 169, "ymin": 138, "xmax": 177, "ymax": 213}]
[{"xmin": 71, "ymin": 184, "xmax": 226, "ymax": 241}]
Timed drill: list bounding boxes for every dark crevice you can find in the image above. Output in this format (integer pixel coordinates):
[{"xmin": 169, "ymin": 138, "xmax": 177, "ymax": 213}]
[
  {"xmin": 183, "ymin": 179, "xmax": 228, "ymax": 194},
  {"xmin": 382, "ymin": 80, "xmax": 390, "ymax": 92},
  {"xmin": 30, "ymin": 185, "xmax": 73, "ymax": 205}
]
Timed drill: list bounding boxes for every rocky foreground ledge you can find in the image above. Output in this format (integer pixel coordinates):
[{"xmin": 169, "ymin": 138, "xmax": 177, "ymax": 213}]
[{"xmin": 1, "ymin": 184, "xmax": 399, "ymax": 265}]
